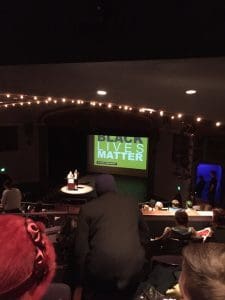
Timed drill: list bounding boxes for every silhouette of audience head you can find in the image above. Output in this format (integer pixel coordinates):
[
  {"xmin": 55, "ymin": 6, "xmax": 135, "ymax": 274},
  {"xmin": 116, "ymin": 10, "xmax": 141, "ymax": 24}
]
[
  {"xmin": 95, "ymin": 174, "xmax": 117, "ymax": 196},
  {"xmin": 0, "ymin": 215, "xmax": 56, "ymax": 300},
  {"xmin": 3, "ymin": 177, "xmax": 13, "ymax": 189},
  {"xmin": 180, "ymin": 243, "xmax": 225, "ymax": 300},
  {"xmin": 175, "ymin": 209, "xmax": 188, "ymax": 226},
  {"xmin": 212, "ymin": 208, "xmax": 225, "ymax": 227}
]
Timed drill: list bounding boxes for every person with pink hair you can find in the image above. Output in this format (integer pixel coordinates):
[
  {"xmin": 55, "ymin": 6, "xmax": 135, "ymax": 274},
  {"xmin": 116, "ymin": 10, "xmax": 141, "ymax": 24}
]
[{"xmin": 0, "ymin": 215, "xmax": 56, "ymax": 300}]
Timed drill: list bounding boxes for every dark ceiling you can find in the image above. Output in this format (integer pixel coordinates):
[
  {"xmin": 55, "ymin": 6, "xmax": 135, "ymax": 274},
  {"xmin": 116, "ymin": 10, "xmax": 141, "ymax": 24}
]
[
  {"xmin": 0, "ymin": 1, "xmax": 225, "ymax": 64},
  {"xmin": 0, "ymin": 2, "xmax": 225, "ymax": 123}
]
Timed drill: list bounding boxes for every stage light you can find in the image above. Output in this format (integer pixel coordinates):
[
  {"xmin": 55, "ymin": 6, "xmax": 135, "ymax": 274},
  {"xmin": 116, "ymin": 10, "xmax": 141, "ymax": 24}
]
[
  {"xmin": 124, "ymin": 105, "xmax": 128, "ymax": 110},
  {"xmin": 0, "ymin": 167, "xmax": 5, "ymax": 173},
  {"xmin": 107, "ymin": 103, "xmax": 112, "ymax": 108},
  {"xmin": 34, "ymin": 96, "xmax": 37, "ymax": 100},
  {"xmin": 177, "ymin": 113, "xmax": 183, "ymax": 118},
  {"xmin": 216, "ymin": 122, "xmax": 221, "ymax": 127},
  {"xmin": 171, "ymin": 115, "xmax": 175, "ymax": 119},
  {"xmin": 98, "ymin": 102, "xmax": 102, "ymax": 106},
  {"xmin": 20, "ymin": 95, "xmax": 24, "ymax": 99},
  {"xmin": 97, "ymin": 90, "xmax": 107, "ymax": 96},
  {"xmin": 48, "ymin": 97, "xmax": 52, "ymax": 101},
  {"xmin": 54, "ymin": 100, "xmax": 58, "ymax": 104},
  {"xmin": 129, "ymin": 107, "xmax": 132, "ymax": 111},
  {"xmin": 185, "ymin": 89, "xmax": 197, "ymax": 95},
  {"xmin": 160, "ymin": 110, "xmax": 164, "ymax": 116},
  {"xmin": 27, "ymin": 102, "xmax": 31, "ymax": 105},
  {"xmin": 20, "ymin": 102, "xmax": 24, "ymax": 106},
  {"xmin": 196, "ymin": 117, "xmax": 202, "ymax": 122},
  {"xmin": 6, "ymin": 94, "xmax": 10, "ymax": 98},
  {"xmin": 62, "ymin": 98, "xmax": 66, "ymax": 102}
]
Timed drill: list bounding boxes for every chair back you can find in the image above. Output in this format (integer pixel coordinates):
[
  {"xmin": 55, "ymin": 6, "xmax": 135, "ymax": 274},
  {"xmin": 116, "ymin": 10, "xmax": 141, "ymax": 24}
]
[{"xmin": 42, "ymin": 283, "xmax": 71, "ymax": 300}]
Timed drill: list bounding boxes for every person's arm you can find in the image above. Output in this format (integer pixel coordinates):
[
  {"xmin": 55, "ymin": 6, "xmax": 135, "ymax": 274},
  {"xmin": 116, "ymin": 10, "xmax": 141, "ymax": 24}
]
[
  {"xmin": 73, "ymin": 207, "xmax": 90, "ymax": 285},
  {"xmin": 155, "ymin": 227, "xmax": 171, "ymax": 240}
]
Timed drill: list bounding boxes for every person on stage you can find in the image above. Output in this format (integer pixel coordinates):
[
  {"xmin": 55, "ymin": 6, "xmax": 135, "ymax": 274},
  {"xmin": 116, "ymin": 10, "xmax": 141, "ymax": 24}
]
[
  {"xmin": 195, "ymin": 175, "xmax": 205, "ymax": 199},
  {"xmin": 208, "ymin": 171, "xmax": 217, "ymax": 207}
]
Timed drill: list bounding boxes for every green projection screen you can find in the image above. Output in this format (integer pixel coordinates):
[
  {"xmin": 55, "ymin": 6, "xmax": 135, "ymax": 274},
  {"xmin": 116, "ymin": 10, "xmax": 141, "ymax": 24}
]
[{"xmin": 88, "ymin": 135, "xmax": 149, "ymax": 177}]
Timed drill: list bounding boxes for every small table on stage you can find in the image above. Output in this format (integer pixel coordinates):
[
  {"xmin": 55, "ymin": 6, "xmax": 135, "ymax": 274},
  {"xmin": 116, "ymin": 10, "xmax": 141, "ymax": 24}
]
[{"xmin": 60, "ymin": 184, "xmax": 94, "ymax": 195}]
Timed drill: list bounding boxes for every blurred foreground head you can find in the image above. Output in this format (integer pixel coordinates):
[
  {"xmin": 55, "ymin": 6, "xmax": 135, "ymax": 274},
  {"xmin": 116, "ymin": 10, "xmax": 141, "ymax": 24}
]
[
  {"xmin": 180, "ymin": 243, "xmax": 225, "ymax": 300},
  {"xmin": 95, "ymin": 174, "xmax": 117, "ymax": 196},
  {"xmin": 0, "ymin": 215, "xmax": 56, "ymax": 300}
]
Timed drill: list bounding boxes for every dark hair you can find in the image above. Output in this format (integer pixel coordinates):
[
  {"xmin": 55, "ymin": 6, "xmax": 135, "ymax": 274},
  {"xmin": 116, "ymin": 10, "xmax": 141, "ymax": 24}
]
[
  {"xmin": 3, "ymin": 178, "xmax": 13, "ymax": 188},
  {"xmin": 182, "ymin": 243, "xmax": 225, "ymax": 300},
  {"xmin": 213, "ymin": 208, "xmax": 225, "ymax": 226},
  {"xmin": 175, "ymin": 209, "xmax": 188, "ymax": 226}
]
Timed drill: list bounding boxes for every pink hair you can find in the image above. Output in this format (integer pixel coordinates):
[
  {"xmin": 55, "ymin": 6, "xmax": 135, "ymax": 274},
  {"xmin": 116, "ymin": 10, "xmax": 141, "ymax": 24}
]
[{"xmin": 0, "ymin": 215, "xmax": 56, "ymax": 300}]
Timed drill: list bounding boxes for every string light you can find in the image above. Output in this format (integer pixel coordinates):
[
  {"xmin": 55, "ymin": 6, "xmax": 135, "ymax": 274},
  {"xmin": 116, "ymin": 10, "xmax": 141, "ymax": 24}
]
[{"xmin": 0, "ymin": 92, "xmax": 223, "ymax": 131}]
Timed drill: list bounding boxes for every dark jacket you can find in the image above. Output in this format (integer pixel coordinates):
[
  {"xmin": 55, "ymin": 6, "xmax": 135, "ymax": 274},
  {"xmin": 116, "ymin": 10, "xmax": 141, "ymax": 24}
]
[{"xmin": 74, "ymin": 192, "xmax": 145, "ymax": 289}]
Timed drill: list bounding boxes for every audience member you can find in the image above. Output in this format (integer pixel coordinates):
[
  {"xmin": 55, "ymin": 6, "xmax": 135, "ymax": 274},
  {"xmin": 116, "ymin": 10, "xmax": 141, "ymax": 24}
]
[
  {"xmin": 179, "ymin": 243, "xmax": 225, "ymax": 300},
  {"xmin": 0, "ymin": 215, "xmax": 56, "ymax": 300},
  {"xmin": 209, "ymin": 208, "xmax": 225, "ymax": 243},
  {"xmin": 1, "ymin": 177, "xmax": 22, "ymax": 213},
  {"xmin": 155, "ymin": 209, "xmax": 197, "ymax": 240},
  {"xmin": 73, "ymin": 174, "xmax": 146, "ymax": 299}
]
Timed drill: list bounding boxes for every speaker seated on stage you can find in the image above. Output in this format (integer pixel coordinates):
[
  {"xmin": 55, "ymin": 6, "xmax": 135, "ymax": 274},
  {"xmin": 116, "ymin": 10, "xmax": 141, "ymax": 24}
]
[{"xmin": 155, "ymin": 209, "xmax": 197, "ymax": 242}]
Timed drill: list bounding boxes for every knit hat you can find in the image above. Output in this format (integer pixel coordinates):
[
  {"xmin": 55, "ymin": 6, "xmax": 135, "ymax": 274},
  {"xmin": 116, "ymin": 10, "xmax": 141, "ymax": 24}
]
[{"xmin": 95, "ymin": 174, "xmax": 117, "ymax": 196}]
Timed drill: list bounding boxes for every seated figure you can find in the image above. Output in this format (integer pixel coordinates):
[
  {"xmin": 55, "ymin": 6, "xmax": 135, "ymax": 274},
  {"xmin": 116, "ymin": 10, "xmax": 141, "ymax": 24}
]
[
  {"xmin": 0, "ymin": 215, "xmax": 56, "ymax": 300},
  {"xmin": 156, "ymin": 209, "xmax": 197, "ymax": 241},
  {"xmin": 208, "ymin": 208, "xmax": 225, "ymax": 243},
  {"xmin": 1, "ymin": 177, "xmax": 22, "ymax": 213}
]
